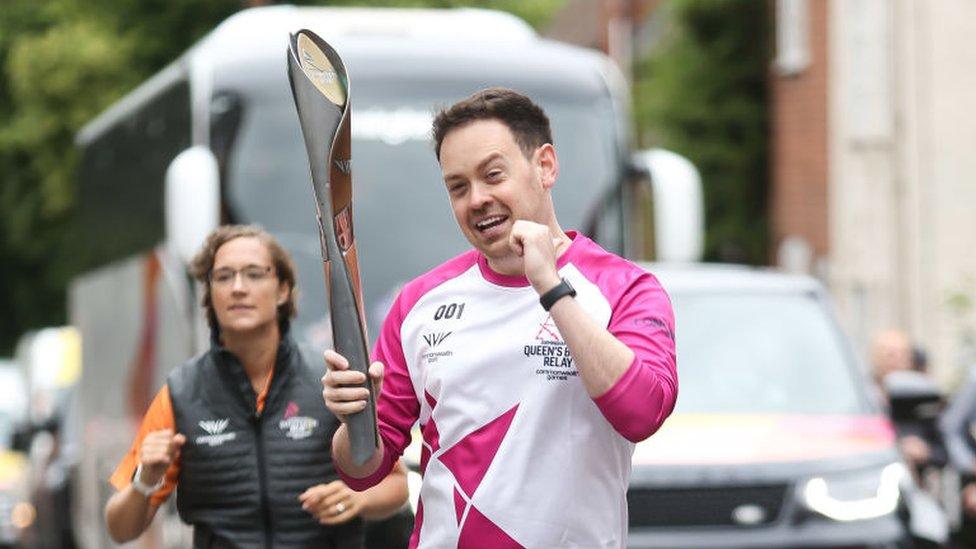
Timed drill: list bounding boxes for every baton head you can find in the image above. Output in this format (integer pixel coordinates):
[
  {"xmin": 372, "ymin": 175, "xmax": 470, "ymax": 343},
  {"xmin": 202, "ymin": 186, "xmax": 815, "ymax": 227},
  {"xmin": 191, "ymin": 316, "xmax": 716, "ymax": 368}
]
[
  {"xmin": 293, "ymin": 31, "xmax": 348, "ymax": 107},
  {"xmin": 285, "ymin": 29, "xmax": 350, "ymax": 203}
]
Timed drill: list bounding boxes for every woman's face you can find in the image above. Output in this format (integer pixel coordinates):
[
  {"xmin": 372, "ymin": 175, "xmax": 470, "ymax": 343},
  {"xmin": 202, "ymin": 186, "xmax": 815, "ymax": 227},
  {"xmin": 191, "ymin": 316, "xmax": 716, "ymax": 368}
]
[{"xmin": 209, "ymin": 236, "xmax": 289, "ymax": 335}]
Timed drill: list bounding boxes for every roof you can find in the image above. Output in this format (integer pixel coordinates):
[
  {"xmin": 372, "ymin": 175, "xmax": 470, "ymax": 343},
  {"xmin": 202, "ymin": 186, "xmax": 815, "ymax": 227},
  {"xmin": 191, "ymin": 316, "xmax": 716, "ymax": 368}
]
[
  {"xmin": 639, "ymin": 262, "xmax": 825, "ymax": 295},
  {"xmin": 206, "ymin": 5, "xmax": 537, "ymax": 48},
  {"xmin": 195, "ymin": 5, "xmax": 614, "ymax": 97}
]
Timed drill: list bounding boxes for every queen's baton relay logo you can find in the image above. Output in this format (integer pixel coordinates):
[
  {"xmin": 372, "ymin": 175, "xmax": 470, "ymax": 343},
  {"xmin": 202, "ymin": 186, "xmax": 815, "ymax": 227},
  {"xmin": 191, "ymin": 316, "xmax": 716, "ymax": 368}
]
[
  {"xmin": 524, "ymin": 315, "xmax": 577, "ymax": 382},
  {"xmin": 279, "ymin": 401, "xmax": 319, "ymax": 440}
]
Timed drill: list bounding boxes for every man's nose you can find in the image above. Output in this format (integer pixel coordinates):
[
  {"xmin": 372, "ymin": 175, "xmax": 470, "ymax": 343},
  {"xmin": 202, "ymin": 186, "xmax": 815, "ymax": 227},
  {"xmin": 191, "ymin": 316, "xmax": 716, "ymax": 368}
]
[{"xmin": 468, "ymin": 181, "xmax": 492, "ymax": 211}]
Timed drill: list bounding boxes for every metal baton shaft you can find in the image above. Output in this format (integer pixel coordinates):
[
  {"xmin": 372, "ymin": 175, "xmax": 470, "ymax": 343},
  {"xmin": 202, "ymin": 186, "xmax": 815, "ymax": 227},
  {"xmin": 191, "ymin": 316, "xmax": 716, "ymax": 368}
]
[{"xmin": 287, "ymin": 30, "xmax": 378, "ymax": 466}]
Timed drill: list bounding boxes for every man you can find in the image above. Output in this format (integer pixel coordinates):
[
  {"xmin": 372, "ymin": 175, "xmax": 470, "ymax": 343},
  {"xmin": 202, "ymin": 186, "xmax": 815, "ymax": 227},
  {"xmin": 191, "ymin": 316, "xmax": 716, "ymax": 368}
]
[
  {"xmin": 105, "ymin": 225, "xmax": 407, "ymax": 548},
  {"xmin": 940, "ymin": 365, "xmax": 976, "ymax": 544},
  {"xmin": 871, "ymin": 330, "xmax": 946, "ymax": 474},
  {"xmin": 323, "ymin": 88, "xmax": 678, "ymax": 547}
]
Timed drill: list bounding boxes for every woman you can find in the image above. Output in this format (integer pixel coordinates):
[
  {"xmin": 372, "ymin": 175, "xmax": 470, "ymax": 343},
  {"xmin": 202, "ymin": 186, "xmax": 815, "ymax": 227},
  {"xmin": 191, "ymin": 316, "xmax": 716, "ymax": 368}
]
[{"xmin": 105, "ymin": 225, "xmax": 407, "ymax": 548}]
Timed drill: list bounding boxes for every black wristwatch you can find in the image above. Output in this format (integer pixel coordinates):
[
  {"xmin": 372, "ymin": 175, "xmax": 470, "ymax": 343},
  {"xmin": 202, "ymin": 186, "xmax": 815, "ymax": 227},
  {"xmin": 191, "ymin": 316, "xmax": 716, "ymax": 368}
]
[{"xmin": 539, "ymin": 277, "xmax": 577, "ymax": 311}]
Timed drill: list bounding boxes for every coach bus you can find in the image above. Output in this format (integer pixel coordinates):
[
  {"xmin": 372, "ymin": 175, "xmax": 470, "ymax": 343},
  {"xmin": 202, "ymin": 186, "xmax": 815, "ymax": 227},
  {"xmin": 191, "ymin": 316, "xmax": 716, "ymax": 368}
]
[{"xmin": 68, "ymin": 6, "xmax": 702, "ymax": 547}]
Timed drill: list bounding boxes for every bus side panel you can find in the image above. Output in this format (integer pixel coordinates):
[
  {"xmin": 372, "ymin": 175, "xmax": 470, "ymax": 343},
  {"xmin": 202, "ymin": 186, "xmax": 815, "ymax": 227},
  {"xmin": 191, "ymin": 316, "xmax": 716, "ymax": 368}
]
[
  {"xmin": 75, "ymin": 77, "xmax": 192, "ymax": 273},
  {"xmin": 69, "ymin": 250, "xmax": 194, "ymax": 548}
]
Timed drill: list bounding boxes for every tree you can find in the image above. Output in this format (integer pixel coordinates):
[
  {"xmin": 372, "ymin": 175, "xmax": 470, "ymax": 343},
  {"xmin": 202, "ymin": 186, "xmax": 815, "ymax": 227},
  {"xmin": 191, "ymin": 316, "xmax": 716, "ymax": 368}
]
[
  {"xmin": 0, "ymin": 1, "xmax": 247, "ymax": 353},
  {"xmin": 633, "ymin": 0, "xmax": 770, "ymax": 264}
]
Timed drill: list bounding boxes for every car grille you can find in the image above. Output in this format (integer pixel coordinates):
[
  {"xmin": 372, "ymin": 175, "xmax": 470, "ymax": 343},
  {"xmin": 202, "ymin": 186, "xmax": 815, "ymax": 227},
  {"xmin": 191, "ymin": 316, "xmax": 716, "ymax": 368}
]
[{"xmin": 628, "ymin": 484, "xmax": 790, "ymax": 528}]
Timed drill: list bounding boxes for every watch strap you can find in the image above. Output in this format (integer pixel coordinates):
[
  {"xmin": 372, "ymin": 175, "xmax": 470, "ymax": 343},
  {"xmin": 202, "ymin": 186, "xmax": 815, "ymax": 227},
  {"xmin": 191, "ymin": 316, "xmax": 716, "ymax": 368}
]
[
  {"xmin": 132, "ymin": 463, "xmax": 164, "ymax": 497},
  {"xmin": 539, "ymin": 277, "xmax": 577, "ymax": 311}
]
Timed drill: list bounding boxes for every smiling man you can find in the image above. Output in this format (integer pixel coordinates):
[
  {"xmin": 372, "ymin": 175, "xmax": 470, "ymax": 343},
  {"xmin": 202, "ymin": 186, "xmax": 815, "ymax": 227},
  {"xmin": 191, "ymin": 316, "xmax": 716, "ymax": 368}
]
[{"xmin": 323, "ymin": 88, "xmax": 678, "ymax": 548}]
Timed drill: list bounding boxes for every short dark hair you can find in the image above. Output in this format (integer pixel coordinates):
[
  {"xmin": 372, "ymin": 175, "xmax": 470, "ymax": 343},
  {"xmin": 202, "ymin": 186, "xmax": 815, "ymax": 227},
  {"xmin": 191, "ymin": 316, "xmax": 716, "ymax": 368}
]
[
  {"xmin": 432, "ymin": 87, "xmax": 552, "ymax": 161},
  {"xmin": 190, "ymin": 224, "xmax": 298, "ymax": 331}
]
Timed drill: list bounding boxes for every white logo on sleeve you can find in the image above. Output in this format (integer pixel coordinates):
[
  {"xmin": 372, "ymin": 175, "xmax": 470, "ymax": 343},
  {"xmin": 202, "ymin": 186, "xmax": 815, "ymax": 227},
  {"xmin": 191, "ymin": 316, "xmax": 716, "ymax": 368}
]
[{"xmin": 196, "ymin": 419, "xmax": 237, "ymax": 447}]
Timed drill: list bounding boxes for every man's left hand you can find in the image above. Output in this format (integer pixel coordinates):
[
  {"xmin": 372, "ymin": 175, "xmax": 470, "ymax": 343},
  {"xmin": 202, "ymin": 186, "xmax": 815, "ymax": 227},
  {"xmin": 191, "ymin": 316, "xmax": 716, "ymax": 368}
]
[
  {"xmin": 299, "ymin": 480, "xmax": 364, "ymax": 525},
  {"xmin": 509, "ymin": 220, "xmax": 562, "ymax": 293},
  {"xmin": 898, "ymin": 434, "xmax": 931, "ymax": 467}
]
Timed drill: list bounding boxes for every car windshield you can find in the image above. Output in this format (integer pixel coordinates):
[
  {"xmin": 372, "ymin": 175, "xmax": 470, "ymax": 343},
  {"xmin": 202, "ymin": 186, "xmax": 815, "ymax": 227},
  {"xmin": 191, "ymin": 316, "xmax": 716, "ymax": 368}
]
[
  {"xmin": 670, "ymin": 292, "xmax": 869, "ymax": 415},
  {"xmin": 224, "ymin": 87, "xmax": 619, "ymax": 346}
]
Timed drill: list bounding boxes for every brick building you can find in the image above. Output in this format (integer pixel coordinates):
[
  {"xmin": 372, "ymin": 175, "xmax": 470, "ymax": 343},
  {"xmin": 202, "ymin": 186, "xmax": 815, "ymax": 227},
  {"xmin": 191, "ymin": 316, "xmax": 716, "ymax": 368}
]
[
  {"xmin": 771, "ymin": 0, "xmax": 976, "ymax": 382},
  {"xmin": 548, "ymin": 0, "xmax": 976, "ymax": 381}
]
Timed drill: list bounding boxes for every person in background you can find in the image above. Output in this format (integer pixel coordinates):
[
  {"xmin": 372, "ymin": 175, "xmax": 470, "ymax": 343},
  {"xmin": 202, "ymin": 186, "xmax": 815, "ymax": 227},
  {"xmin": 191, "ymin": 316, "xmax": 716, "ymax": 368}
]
[
  {"xmin": 940, "ymin": 363, "xmax": 976, "ymax": 544},
  {"xmin": 872, "ymin": 332, "xmax": 946, "ymax": 481},
  {"xmin": 104, "ymin": 225, "xmax": 407, "ymax": 548}
]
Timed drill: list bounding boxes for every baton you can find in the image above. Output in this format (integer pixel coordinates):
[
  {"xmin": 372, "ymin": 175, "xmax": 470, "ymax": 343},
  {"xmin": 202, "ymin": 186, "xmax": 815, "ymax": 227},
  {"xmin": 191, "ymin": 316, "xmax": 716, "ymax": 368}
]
[{"xmin": 287, "ymin": 30, "xmax": 378, "ymax": 466}]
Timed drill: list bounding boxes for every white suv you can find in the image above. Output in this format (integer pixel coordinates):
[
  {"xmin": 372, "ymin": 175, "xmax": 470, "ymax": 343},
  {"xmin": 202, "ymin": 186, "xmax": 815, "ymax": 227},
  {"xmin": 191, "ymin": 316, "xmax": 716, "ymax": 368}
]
[{"xmin": 626, "ymin": 264, "xmax": 947, "ymax": 548}]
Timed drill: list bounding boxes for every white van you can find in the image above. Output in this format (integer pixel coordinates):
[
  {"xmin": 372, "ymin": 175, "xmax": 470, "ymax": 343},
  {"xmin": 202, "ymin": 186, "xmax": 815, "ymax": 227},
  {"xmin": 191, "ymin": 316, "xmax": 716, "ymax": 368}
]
[{"xmin": 627, "ymin": 264, "xmax": 947, "ymax": 547}]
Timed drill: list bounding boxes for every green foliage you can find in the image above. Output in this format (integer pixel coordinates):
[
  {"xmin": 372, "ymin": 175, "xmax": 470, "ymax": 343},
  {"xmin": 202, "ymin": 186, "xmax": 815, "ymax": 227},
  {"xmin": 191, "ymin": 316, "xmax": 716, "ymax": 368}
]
[
  {"xmin": 0, "ymin": 0, "xmax": 243, "ymax": 353},
  {"xmin": 0, "ymin": 0, "xmax": 564, "ymax": 353},
  {"xmin": 634, "ymin": 0, "xmax": 770, "ymax": 264},
  {"xmin": 321, "ymin": 0, "xmax": 565, "ymax": 30}
]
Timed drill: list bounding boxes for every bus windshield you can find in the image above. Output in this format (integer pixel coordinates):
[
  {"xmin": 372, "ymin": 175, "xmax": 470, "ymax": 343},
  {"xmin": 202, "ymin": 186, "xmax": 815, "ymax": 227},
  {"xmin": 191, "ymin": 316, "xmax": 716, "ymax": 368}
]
[{"xmin": 223, "ymin": 88, "xmax": 620, "ymax": 346}]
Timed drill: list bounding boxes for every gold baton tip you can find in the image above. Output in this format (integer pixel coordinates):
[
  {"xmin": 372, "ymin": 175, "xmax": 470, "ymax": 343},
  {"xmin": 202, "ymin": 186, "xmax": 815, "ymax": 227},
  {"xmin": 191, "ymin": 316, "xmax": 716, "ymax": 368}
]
[{"xmin": 296, "ymin": 33, "xmax": 347, "ymax": 107}]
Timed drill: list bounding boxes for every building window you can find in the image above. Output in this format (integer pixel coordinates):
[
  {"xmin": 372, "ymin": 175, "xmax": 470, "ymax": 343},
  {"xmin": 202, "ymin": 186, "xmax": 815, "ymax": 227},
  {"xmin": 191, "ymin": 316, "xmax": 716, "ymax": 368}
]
[{"xmin": 774, "ymin": 0, "xmax": 811, "ymax": 76}]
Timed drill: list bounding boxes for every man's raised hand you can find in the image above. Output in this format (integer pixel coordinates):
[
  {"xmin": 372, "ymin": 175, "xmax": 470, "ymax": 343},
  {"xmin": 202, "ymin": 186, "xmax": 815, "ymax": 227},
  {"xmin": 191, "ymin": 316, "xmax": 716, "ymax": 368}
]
[{"xmin": 509, "ymin": 220, "xmax": 562, "ymax": 294}]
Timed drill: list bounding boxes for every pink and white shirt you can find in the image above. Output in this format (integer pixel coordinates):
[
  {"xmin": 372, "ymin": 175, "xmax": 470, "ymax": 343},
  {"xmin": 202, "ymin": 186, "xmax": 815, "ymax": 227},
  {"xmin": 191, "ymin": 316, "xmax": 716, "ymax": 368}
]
[{"xmin": 339, "ymin": 232, "xmax": 677, "ymax": 548}]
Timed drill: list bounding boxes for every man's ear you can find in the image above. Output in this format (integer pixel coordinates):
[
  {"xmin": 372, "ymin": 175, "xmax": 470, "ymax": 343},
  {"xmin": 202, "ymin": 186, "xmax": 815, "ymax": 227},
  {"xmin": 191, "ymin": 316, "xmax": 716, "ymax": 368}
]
[{"xmin": 536, "ymin": 143, "xmax": 559, "ymax": 190}]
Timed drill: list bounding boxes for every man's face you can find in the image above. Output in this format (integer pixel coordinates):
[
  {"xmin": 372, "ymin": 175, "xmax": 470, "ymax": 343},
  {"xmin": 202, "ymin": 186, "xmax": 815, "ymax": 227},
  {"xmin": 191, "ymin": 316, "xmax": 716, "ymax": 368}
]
[
  {"xmin": 439, "ymin": 119, "xmax": 555, "ymax": 260},
  {"xmin": 210, "ymin": 236, "xmax": 288, "ymax": 335},
  {"xmin": 871, "ymin": 331, "xmax": 912, "ymax": 382}
]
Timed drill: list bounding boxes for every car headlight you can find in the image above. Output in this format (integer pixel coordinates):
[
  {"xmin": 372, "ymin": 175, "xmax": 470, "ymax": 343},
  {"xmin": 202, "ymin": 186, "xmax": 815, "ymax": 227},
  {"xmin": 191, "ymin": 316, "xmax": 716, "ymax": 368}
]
[
  {"xmin": 0, "ymin": 491, "xmax": 35, "ymax": 538},
  {"xmin": 800, "ymin": 462, "xmax": 906, "ymax": 522},
  {"xmin": 10, "ymin": 501, "xmax": 35, "ymax": 530}
]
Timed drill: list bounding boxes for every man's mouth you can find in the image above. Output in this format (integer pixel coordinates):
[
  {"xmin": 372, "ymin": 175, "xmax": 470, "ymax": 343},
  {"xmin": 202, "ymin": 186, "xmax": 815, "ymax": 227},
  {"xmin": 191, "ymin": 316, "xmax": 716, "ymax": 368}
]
[
  {"xmin": 229, "ymin": 305, "xmax": 255, "ymax": 311},
  {"xmin": 475, "ymin": 215, "xmax": 508, "ymax": 232}
]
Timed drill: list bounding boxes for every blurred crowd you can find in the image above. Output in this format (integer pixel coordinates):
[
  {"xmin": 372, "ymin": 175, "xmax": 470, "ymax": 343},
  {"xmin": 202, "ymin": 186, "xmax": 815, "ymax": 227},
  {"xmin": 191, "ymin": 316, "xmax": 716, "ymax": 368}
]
[{"xmin": 873, "ymin": 329, "xmax": 976, "ymax": 546}]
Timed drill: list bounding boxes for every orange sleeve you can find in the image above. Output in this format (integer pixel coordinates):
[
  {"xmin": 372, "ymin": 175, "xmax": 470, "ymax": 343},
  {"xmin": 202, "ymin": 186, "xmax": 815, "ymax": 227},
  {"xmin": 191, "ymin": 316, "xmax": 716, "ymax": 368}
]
[{"xmin": 108, "ymin": 384, "xmax": 181, "ymax": 507}]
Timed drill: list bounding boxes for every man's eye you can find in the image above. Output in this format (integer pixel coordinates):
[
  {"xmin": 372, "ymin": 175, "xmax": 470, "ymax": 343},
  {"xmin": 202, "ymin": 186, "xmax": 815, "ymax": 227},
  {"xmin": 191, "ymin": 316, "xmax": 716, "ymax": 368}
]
[
  {"xmin": 244, "ymin": 267, "xmax": 267, "ymax": 280},
  {"xmin": 487, "ymin": 170, "xmax": 502, "ymax": 180},
  {"xmin": 212, "ymin": 271, "xmax": 234, "ymax": 283}
]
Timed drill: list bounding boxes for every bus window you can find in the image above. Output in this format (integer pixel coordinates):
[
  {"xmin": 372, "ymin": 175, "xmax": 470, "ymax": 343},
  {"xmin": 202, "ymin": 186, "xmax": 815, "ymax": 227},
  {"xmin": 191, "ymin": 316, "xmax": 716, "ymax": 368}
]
[
  {"xmin": 76, "ymin": 76, "xmax": 191, "ymax": 271},
  {"xmin": 219, "ymin": 82, "xmax": 622, "ymax": 341}
]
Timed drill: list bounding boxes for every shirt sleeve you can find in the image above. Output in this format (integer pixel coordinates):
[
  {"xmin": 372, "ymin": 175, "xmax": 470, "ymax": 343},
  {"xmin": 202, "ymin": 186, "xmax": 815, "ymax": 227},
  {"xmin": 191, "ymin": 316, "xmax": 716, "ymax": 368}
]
[
  {"xmin": 337, "ymin": 292, "xmax": 420, "ymax": 490},
  {"xmin": 940, "ymin": 370, "xmax": 976, "ymax": 473},
  {"xmin": 108, "ymin": 384, "xmax": 181, "ymax": 507},
  {"xmin": 592, "ymin": 272, "xmax": 678, "ymax": 443}
]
